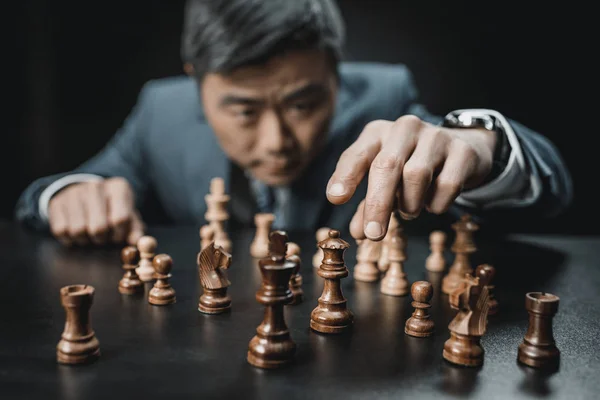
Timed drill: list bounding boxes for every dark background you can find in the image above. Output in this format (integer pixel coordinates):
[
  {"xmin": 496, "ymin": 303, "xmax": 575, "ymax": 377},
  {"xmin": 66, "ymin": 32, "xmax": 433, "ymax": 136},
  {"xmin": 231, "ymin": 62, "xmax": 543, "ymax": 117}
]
[{"xmin": 5, "ymin": 0, "xmax": 592, "ymax": 233}]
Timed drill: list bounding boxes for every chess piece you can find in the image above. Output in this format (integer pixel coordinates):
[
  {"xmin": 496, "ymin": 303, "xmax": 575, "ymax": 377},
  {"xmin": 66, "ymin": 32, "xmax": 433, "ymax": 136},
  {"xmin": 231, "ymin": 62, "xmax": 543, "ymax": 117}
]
[
  {"xmin": 442, "ymin": 265, "xmax": 494, "ymax": 367},
  {"xmin": 214, "ymin": 229, "xmax": 231, "ymax": 253},
  {"xmin": 250, "ymin": 213, "xmax": 275, "ymax": 258},
  {"xmin": 378, "ymin": 215, "xmax": 399, "ymax": 273},
  {"xmin": 118, "ymin": 246, "xmax": 143, "ymax": 294},
  {"xmin": 380, "ymin": 213, "xmax": 409, "ymax": 296},
  {"xmin": 136, "ymin": 235, "xmax": 157, "ymax": 282},
  {"xmin": 310, "ymin": 229, "xmax": 354, "ymax": 333},
  {"xmin": 354, "ymin": 238, "xmax": 381, "ymax": 282},
  {"xmin": 247, "ymin": 231, "xmax": 296, "ymax": 368},
  {"xmin": 199, "ymin": 224, "xmax": 214, "ymax": 250},
  {"xmin": 312, "ymin": 227, "xmax": 330, "ymax": 268},
  {"xmin": 198, "ymin": 242, "xmax": 232, "ymax": 314},
  {"xmin": 205, "ymin": 177, "xmax": 231, "ymax": 252},
  {"xmin": 425, "ymin": 230, "xmax": 446, "ymax": 272},
  {"xmin": 405, "ymin": 281, "xmax": 434, "ymax": 337},
  {"xmin": 286, "ymin": 242, "xmax": 303, "ymax": 305},
  {"xmin": 56, "ymin": 284, "xmax": 100, "ymax": 364},
  {"xmin": 518, "ymin": 292, "xmax": 560, "ymax": 369},
  {"xmin": 148, "ymin": 254, "xmax": 176, "ymax": 305},
  {"xmin": 442, "ymin": 214, "xmax": 479, "ymax": 295},
  {"xmin": 477, "ymin": 264, "xmax": 498, "ymax": 315}
]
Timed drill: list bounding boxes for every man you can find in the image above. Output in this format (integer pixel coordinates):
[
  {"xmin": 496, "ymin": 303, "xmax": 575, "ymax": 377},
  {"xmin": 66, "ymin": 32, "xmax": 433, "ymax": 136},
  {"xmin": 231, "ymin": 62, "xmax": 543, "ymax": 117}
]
[{"xmin": 15, "ymin": 0, "xmax": 572, "ymax": 247}]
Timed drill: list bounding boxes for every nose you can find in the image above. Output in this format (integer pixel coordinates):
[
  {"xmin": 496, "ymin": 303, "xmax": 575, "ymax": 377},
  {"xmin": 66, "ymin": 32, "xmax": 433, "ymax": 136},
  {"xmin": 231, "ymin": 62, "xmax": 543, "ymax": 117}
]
[{"xmin": 259, "ymin": 110, "xmax": 290, "ymax": 154}]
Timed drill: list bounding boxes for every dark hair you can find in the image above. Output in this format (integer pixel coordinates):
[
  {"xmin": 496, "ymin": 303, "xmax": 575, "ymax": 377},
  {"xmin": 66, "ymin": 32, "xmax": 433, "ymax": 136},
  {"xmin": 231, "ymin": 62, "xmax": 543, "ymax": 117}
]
[{"xmin": 181, "ymin": 0, "xmax": 345, "ymax": 77}]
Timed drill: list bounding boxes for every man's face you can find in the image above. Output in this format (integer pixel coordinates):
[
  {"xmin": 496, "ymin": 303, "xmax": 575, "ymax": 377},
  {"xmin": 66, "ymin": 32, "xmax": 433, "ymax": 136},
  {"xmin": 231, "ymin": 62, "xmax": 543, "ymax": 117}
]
[{"xmin": 200, "ymin": 50, "xmax": 338, "ymax": 186}]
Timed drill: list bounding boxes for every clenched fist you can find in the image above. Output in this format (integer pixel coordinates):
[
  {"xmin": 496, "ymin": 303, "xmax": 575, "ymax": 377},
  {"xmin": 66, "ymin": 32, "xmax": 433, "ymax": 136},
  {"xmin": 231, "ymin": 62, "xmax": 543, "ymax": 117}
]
[
  {"xmin": 48, "ymin": 177, "xmax": 145, "ymax": 246},
  {"xmin": 326, "ymin": 115, "xmax": 497, "ymax": 240}
]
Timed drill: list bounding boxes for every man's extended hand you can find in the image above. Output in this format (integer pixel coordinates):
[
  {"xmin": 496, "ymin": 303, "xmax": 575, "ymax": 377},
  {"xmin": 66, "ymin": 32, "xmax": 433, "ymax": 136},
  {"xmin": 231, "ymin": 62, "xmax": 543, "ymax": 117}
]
[
  {"xmin": 48, "ymin": 177, "xmax": 145, "ymax": 246},
  {"xmin": 326, "ymin": 115, "xmax": 496, "ymax": 240}
]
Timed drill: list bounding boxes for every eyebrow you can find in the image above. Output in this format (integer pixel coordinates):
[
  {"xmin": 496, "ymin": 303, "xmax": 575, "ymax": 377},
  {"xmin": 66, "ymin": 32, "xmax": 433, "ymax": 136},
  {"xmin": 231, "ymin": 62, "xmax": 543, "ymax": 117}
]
[{"xmin": 218, "ymin": 83, "xmax": 328, "ymax": 108}]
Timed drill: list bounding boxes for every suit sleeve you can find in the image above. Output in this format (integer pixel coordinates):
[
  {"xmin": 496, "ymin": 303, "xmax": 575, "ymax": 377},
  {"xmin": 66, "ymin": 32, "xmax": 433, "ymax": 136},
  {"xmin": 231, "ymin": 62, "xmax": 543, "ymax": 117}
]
[
  {"xmin": 14, "ymin": 83, "xmax": 155, "ymax": 231},
  {"xmin": 396, "ymin": 67, "xmax": 573, "ymax": 227}
]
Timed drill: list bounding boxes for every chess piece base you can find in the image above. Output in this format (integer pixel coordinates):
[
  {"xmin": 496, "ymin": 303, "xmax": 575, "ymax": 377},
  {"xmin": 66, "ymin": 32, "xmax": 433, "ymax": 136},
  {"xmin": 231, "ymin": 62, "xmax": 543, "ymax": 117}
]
[
  {"xmin": 287, "ymin": 290, "xmax": 303, "ymax": 305},
  {"xmin": 247, "ymin": 351, "xmax": 293, "ymax": 369},
  {"xmin": 380, "ymin": 277, "xmax": 409, "ymax": 296},
  {"xmin": 518, "ymin": 341, "xmax": 560, "ymax": 368},
  {"xmin": 247, "ymin": 336, "xmax": 296, "ymax": 369},
  {"xmin": 118, "ymin": 280, "xmax": 144, "ymax": 295},
  {"xmin": 56, "ymin": 337, "xmax": 100, "ymax": 365},
  {"xmin": 405, "ymin": 317, "xmax": 435, "ymax": 338},
  {"xmin": 354, "ymin": 263, "xmax": 380, "ymax": 282},
  {"xmin": 443, "ymin": 332, "xmax": 483, "ymax": 367},
  {"xmin": 309, "ymin": 307, "xmax": 354, "ymax": 334},
  {"xmin": 148, "ymin": 287, "xmax": 176, "ymax": 305},
  {"xmin": 198, "ymin": 288, "xmax": 231, "ymax": 314}
]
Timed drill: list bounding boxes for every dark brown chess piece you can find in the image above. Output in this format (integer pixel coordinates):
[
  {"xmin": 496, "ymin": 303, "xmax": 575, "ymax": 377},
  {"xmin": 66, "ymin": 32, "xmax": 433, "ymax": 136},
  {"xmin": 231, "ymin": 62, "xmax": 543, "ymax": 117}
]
[
  {"xmin": 204, "ymin": 177, "xmax": 231, "ymax": 252},
  {"xmin": 442, "ymin": 214, "xmax": 479, "ymax": 295},
  {"xmin": 148, "ymin": 254, "xmax": 176, "ymax": 305},
  {"xmin": 405, "ymin": 281, "xmax": 435, "ymax": 337},
  {"xmin": 310, "ymin": 229, "xmax": 354, "ymax": 334},
  {"xmin": 380, "ymin": 213, "xmax": 409, "ymax": 296},
  {"xmin": 118, "ymin": 246, "xmax": 144, "ymax": 295},
  {"xmin": 518, "ymin": 292, "xmax": 560, "ymax": 369},
  {"xmin": 286, "ymin": 242, "xmax": 303, "ymax": 305},
  {"xmin": 198, "ymin": 242, "xmax": 232, "ymax": 314},
  {"xmin": 247, "ymin": 231, "xmax": 296, "ymax": 368},
  {"xmin": 353, "ymin": 238, "xmax": 381, "ymax": 282},
  {"xmin": 56, "ymin": 284, "xmax": 100, "ymax": 364},
  {"xmin": 443, "ymin": 264, "xmax": 494, "ymax": 367},
  {"xmin": 477, "ymin": 264, "xmax": 498, "ymax": 315}
]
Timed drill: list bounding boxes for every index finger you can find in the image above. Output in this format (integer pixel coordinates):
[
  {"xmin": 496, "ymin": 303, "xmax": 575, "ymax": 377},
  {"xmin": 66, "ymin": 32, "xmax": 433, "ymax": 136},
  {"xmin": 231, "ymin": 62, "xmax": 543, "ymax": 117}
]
[{"xmin": 326, "ymin": 120, "xmax": 391, "ymax": 204}]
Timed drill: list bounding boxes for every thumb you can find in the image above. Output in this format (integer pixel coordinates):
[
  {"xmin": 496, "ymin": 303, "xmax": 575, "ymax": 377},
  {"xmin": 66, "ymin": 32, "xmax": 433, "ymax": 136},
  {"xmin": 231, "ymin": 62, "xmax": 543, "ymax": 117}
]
[{"xmin": 127, "ymin": 210, "xmax": 146, "ymax": 245}]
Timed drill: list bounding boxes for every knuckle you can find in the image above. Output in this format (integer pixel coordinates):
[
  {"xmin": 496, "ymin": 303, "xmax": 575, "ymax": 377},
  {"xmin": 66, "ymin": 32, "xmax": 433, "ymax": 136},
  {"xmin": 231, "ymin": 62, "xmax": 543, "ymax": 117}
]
[
  {"xmin": 437, "ymin": 178, "xmax": 463, "ymax": 195},
  {"xmin": 365, "ymin": 198, "xmax": 389, "ymax": 218},
  {"xmin": 363, "ymin": 119, "xmax": 390, "ymax": 134},
  {"xmin": 403, "ymin": 162, "xmax": 432, "ymax": 186},
  {"xmin": 88, "ymin": 223, "xmax": 109, "ymax": 238},
  {"xmin": 67, "ymin": 224, "xmax": 87, "ymax": 238},
  {"xmin": 372, "ymin": 153, "xmax": 402, "ymax": 172},
  {"xmin": 452, "ymin": 139, "xmax": 477, "ymax": 160},
  {"xmin": 110, "ymin": 213, "xmax": 130, "ymax": 228},
  {"xmin": 395, "ymin": 114, "xmax": 423, "ymax": 130},
  {"xmin": 106, "ymin": 177, "xmax": 132, "ymax": 193}
]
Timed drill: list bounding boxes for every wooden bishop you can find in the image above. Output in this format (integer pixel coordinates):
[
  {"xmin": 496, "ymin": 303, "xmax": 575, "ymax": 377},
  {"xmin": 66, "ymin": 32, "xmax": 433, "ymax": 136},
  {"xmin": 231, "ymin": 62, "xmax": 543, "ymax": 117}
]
[
  {"xmin": 197, "ymin": 242, "xmax": 232, "ymax": 314},
  {"xmin": 310, "ymin": 229, "xmax": 354, "ymax": 334},
  {"xmin": 442, "ymin": 214, "xmax": 479, "ymax": 295},
  {"xmin": 247, "ymin": 231, "xmax": 296, "ymax": 368}
]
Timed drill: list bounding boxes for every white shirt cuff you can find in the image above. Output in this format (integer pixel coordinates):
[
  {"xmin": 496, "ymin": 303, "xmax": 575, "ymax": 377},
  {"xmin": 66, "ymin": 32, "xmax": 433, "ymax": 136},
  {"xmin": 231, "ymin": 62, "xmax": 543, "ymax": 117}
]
[
  {"xmin": 38, "ymin": 174, "xmax": 104, "ymax": 222},
  {"xmin": 453, "ymin": 109, "xmax": 542, "ymax": 208}
]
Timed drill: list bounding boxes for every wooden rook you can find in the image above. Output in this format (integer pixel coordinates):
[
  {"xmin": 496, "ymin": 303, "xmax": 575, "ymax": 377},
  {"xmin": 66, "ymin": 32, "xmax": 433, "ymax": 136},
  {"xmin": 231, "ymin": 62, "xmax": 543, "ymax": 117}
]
[
  {"xmin": 199, "ymin": 224, "xmax": 214, "ymax": 250},
  {"xmin": 353, "ymin": 238, "xmax": 381, "ymax": 282},
  {"xmin": 136, "ymin": 235, "xmax": 157, "ymax": 282},
  {"xmin": 247, "ymin": 231, "xmax": 296, "ymax": 368},
  {"xmin": 148, "ymin": 254, "xmax": 176, "ymax": 305},
  {"xmin": 425, "ymin": 230, "xmax": 446, "ymax": 272},
  {"xmin": 198, "ymin": 242, "xmax": 232, "ymax": 314},
  {"xmin": 118, "ymin": 246, "xmax": 143, "ymax": 295},
  {"xmin": 250, "ymin": 213, "xmax": 275, "ymax": 258},
  {"xmin": 518, "ymin": 292, "xmax": 560, "ymax": 369},
  {"xmin": 477, "ymin": 264, "xmax": 498, "ymax": 315},
  {"xmin": 312, "ymin": 227, "xmax": 330, "ymax": 268},
  {"xmin": 57, "ymin": 285, "xmax": 100, "ymax": 364},
  {"xmin": 442, "ymin": 265, "xmax": 494, "ymax": 367},
  {"xmin": 442, "ymin": 214, "xmax": 479, "ymax": 295},
  {"xmin": 205, "ymin": 177, "xmax": 231, "ymax": 253},
  {"xmin": 378, "ymin": 215, "xmax": 399, "ymax": 273},
  {"xmin": 286, "ymin": 242, "xmax": 303, "ymax": 305},
  {"xmin": 405, "ymin": 281, "xmax": 434, "ymax": 337},
  {"xmin": 380, "ymin": 213, "xmax": 409, "ymax": 296},
  {"xmin": 310, "ymin": 229, "xmax": 354, "ymax": 334}
]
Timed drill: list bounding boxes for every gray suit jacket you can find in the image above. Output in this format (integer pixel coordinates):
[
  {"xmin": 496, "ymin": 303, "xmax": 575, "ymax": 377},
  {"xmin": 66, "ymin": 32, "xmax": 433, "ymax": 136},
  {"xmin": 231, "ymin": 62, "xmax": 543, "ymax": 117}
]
[{"xmin": 15, "ymin": 62, "xmax": 573, "ymax": 234}]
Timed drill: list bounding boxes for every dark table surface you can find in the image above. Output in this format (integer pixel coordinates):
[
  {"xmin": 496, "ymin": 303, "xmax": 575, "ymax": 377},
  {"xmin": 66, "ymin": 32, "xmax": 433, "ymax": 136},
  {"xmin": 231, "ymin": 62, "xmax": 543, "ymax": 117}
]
[{"xmin": 1, "ymin": 220, "xmax": 599, "ymax": 400}]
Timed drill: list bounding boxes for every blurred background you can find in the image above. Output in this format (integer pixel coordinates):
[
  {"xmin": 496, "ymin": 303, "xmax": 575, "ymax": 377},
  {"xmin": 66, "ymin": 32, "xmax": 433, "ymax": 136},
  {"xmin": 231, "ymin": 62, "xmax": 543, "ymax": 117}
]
[{"xmin": 5, "ymin": 0, "xmax": 591, "ymax": 233}]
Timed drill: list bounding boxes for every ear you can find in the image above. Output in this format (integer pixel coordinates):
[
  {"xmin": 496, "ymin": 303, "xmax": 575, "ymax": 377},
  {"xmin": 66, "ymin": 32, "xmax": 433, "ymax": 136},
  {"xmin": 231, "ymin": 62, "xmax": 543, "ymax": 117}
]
[{"xmin": 183, "ymin": 62, "xmax": 195, "ymax": 76}]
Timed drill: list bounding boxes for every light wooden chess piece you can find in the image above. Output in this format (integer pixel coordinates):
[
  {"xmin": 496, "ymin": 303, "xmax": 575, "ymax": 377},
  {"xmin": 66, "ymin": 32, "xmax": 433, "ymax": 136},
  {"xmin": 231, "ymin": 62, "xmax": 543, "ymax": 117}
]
[
  {"xmin": 247, "ymin": 231, "xmax": 296, "ymax": 368},
  {"xmin": 405, "ymin": 281, "xmax": 434, "ymax": 337},
  {"xmin": 442, "ymin": 214, "xmax": 479, "ymax": 295},
  {"xmin": 250, "ymin": 213, "xmax": 275, "ymax": 258},
  {"xmin": 118, "ymin": 246, "xmax": 144, "ymax": 295},
  {"xmin": 148, "ymin": 254, "xmax": 176, "ymax": 305},
  {"xmin": 312, "ymin": 227, "xmax": 330, "ymax": 268},
  {"xmin": 136, "ymin": 235, "xmax": 157, "ymax": 282},
  {"xmin": 286, "ymin": 242, "xmax": 303, "ymax": 305},
  {"xmin": 378, "ymin": 214, "xmax": 399, "ymax": 273},
  {"xmin": 199, "ymin": 224, "xmax": 214, "ymax": 250},
  {"xmin": 354, "ymin": 238, "xmax": 381, "ymax": 282},
  {"xmin": 198, "ymin": 242, "xmax": 232, "ymax": 314},
  {"xmin": 425, "ymin": 230, "xmax": 446, "ymax": 272},
  {"xmin": 204, "ymin": 177, "xmax": 231, "ymax": 252},
  {"xmin": 380, "ymin": 213, "xmax": 409, "ymax": 296},
  {"xmin": 442, "ymin": 265, "xmax": 494, "ymax": 367}
]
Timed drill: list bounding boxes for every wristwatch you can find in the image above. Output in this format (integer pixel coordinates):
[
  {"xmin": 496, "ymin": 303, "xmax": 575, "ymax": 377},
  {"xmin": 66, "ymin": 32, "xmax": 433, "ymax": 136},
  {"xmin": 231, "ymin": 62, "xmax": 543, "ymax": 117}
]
[{"xmin": 442, "ymin": 110, "xmax": 511, "ymax": 183}]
